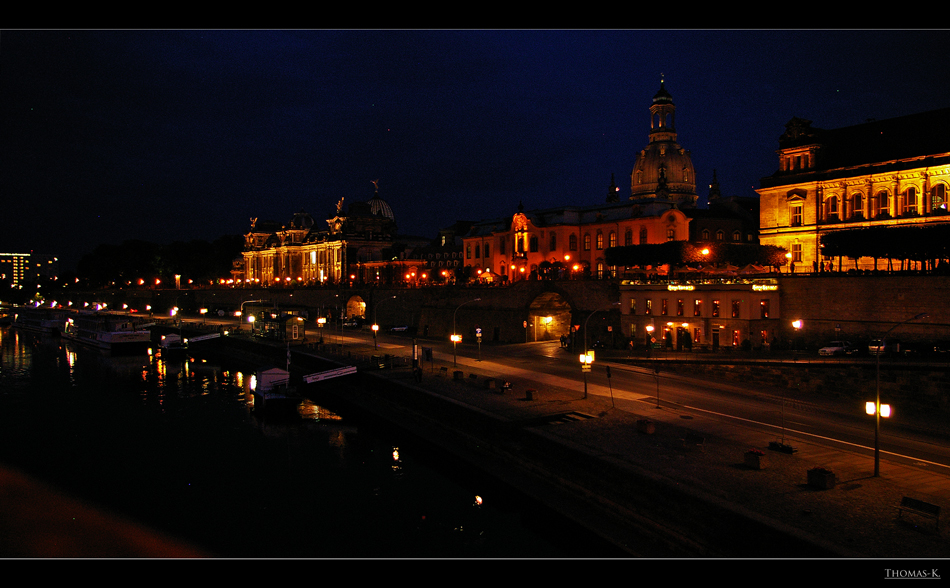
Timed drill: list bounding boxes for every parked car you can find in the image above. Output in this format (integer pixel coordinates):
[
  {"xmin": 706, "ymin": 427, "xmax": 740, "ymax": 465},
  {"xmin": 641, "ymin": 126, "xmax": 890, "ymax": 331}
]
[
  {"xmin": 390, "ymin": 325, "xmax": 409, "ymax": 332},
  {"xmin": 869, "ymin": 338, "xmax": 901, "ymax": 355},
  {"xmin": 819, "ymin": 341, "xmax": 858, "ymax": 356}
]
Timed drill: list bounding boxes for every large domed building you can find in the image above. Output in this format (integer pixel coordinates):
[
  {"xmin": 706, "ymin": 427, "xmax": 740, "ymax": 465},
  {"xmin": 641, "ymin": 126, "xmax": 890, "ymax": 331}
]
[{"xmin": 629, "ymin": 79, "xmax": 698, "ymax": 206}]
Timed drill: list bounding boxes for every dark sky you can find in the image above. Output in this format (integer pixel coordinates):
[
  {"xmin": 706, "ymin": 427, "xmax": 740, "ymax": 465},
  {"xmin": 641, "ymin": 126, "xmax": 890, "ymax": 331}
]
[{"xmin": 3, "ymin": 29, "xmax": 949, "ymax": 271}]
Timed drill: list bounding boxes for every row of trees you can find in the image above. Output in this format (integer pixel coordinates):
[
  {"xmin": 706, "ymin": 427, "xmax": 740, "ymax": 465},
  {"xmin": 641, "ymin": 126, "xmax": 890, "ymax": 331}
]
[
  {"xmin": 75, "ymin": 236, "xmax": 244, "ymax": 289},
  {"xmin": 604, "ymin": 241, "xmax": 789, "ymax": 269},
  {"xmin": 820, "ymin": 224, "xmax": 950, "ymax": 271}
]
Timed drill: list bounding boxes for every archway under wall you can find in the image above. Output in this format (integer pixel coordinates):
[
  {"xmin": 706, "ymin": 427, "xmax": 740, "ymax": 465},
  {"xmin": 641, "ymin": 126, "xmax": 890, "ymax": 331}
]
[
  {"xmin": 527, "ymin": 291, "xmax": 573, "ymax": 342},
  {"xmin": 346, "ymin": 296, "xmax": 366, "ymax": 319}
]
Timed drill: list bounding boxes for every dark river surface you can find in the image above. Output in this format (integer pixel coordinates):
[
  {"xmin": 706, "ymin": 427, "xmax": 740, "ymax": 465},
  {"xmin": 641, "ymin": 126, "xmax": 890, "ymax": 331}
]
[{"xmin": 0, "ymin": 326, "xmax": 627, "ymax": 558}]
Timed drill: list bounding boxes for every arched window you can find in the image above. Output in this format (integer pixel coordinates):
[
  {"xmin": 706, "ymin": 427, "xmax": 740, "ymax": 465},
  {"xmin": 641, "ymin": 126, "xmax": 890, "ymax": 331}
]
[
  {"xmin": 569, "ymin": 234, "xmax": 578, "ymax": 251},
  {"xmin": 732, "ymin": 230, "xmax": 741, "ymax": 242},
  {"xmin": 851, "ymin": 192, "xmax": 863, "ymax": 218},
  {"xmin": 584, "ymin": 234, "xmax": 591, "ymax": 251},
  {"xmin": 639, "ymin": 226, "xmax": 648, "ymax": 244},
  {"xmin": 902, "ymin": 187, "xmax": 918, "ymax": 215},
  {"xmin": 701, "ymin": 229, "xmax": 710, "ymax": 240},
  {"xmin": 876, "ymin": 191, "xmax": 889, "ymax": 217},
  {"xmin": 716, "ymin": 229, "xmax": 724, "ymax": 241},
  {"xmin": 932, "ymin": 183, "xmax": 948, "ymax": 211},
  {"xmin": 609, "ymin": 231, "xmax": 617, "ymax": 248},
  {"xmin": 624, "ymin": 229, "xmax": 632, "ymax": 246},
  {"xmin": 596, "ymin": 233, "xmax": 604, "ymax": 250},
  {"xmin": 826, "ymin": 195, "xmax": 839, "ymax": 218}
]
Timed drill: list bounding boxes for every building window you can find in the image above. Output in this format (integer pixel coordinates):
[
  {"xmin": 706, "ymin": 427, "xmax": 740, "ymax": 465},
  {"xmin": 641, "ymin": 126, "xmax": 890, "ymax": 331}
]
[
  {"xmin": 584, "ymin": 234, "xmax": 591, "ymax": 251},
  {"xmin": 760, "ymin": 299, "xmax": 770, "ymax": 319},
  {"xmin": 902, "ymin": 187, "xmax": 917, "ymax": 215},
  {"xmin": 661, "ymin": 299, "xmax": 668, "ymax": 315},
  {"xmin": 644, "ymin": 299, "xmax": 652, "ymax": 315},
  {"xmin": 475, "ymin": 244, "xmax": 480, "ymax": 258},
  {"xmin": 716, "ymin": 229, "xmax": 724, "ymax": 241},
  {"xmin": 733, "ymin": 330, "xmax": 741, "ymax": 347},
  {"xmin": 711, "ymin": 299, "xmax": 720, "ymax": 317},
  {"xmin": 609, "ymin": 231, "xmax": 617, "ymax": 248},
  {"xmin": 529, "ymin": 236, "xmax": 538, "ymax": 252},
  {"xmin": 701, "ymin": 229, "xmax": 709, "ymax": 240},
  {"xmin": 676, "ymin": 299, "xmax": 684, "ymax": 316},
  {"xmin": 931, "ymin": 183, "xmax": 948, "ymax": 211},
  {"xmin": 851, "ymin": 193, "xmax": 863, "ymax": 218},
  {"xmin": 826, "ymin": 195, "xmax": 838, "ymax": 218},
  {"xmin": 624, "ymin": 229, "xmax": 632, "ymax": 246},
  {"xmin": 484, "ymin": 243, "xmax": 490, "ymax": 258},
  {"xmin": 731, "ymin": 300, "xmax": 741, "ymax": 318},
  {"xmin": 693, "ymin": 299, "xmax": 702, "ymax": 316},
  {"xmin": 549, "ymin": 232, "xmax": 557, "ymax": 251},
  {"xmin": 465, "ymin": 245, "xmax": 471, "ymax": 259},
  {"xmin": 667, "ymin": 228, "xmax": 676, "ymax": 241},
  {"xmin": 876, "ymin": 191, "xmax": 889, "ymax": 217},
  {"xmin": 791, "ymin": 243, "xmax": 802, "ymax": 263},
  {"xmin": 629, "ymin": 298, "xmax": 636, "ymax": 314},
  {"xmin": 790, "ymin": 204, "xmax": 803, "ymax": 226},
  {"xmin": 596, "ymin": 233, "xmax": 604, "ymax": 250},
  {"xmin": 732, "ymin": 230, "xmax": 741, "ymax": 241},
  {"xmin": 640, "ymin": 227, "xmax": 648, "ymax": 244},
  {"xmin": 596, "ymin": 261, "xmax": 604, "ymax": 278}
]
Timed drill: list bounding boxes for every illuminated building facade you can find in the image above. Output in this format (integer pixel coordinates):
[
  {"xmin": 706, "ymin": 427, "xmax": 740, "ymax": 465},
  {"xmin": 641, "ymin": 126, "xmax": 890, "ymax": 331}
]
[
  {"xmin": 757, "ymin": 108, "xmax": 950, "ymax": 271},
  {"xmin": 620, "ymin": 279, "xmax": 781, "ymax": 351},
  {"xmin": 241, "ymin": 186, "xmax": 403, "ymax": 286},
  {"xmin": 0, "ymin": 252, "xmax": 59, "ymax": 288}
]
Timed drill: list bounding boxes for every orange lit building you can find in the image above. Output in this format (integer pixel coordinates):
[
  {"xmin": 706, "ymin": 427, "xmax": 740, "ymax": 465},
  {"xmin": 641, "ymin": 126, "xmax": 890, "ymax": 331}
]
[{"xmin": 757, "ymin": 109, "xmax": 950, "ymax": 271}]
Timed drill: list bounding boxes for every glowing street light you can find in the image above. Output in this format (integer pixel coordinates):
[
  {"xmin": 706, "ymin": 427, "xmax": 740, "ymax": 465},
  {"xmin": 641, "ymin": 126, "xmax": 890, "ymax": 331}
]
[
  {"xmin": 872, "ymin": 312, "xmax": 928, "ymax": 476},
  {"xmin": 452, "ymin": 298, "xmax": 481, "ymax": 366}
]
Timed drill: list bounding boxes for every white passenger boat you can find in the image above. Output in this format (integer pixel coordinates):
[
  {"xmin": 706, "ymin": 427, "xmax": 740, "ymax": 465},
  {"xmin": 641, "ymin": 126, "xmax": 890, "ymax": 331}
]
[
  {"xmin": 11, "ymin": 306, "xmax": 66, "ymax": 335},
  {"xmin": 63, "ymin": 313, "xmax": 152, "ymax": 353}
]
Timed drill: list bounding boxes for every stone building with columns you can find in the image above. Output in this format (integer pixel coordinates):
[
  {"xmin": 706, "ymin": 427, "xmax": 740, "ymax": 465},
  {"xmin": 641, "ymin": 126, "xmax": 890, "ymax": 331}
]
[{"xmin": 756, "ymin": 108, "xmax": 950, "ymax": 271}]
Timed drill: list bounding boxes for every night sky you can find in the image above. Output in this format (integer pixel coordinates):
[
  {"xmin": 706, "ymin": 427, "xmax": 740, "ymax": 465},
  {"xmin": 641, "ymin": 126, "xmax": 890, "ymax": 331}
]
[{"xmin": 3, "ymin": 29, "xmax": 949, "ymax": 271}]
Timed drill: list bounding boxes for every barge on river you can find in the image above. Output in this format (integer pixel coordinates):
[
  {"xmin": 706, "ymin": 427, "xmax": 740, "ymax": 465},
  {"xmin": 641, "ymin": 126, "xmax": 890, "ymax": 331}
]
[{"xmin": 63, "ymin": 313, "xmax": 152, "ymax": 353}]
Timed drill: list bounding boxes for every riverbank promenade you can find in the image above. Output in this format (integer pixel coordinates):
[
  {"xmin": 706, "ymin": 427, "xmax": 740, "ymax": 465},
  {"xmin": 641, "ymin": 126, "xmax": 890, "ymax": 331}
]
[{"xmin": 308, "ymin": 335, "xmax": 950, "ymax": 562}]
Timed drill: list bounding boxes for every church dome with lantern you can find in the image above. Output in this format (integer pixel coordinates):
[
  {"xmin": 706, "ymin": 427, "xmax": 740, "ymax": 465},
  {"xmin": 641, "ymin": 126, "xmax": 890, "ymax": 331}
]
[{"xmin": 630, "ymin": 79, "xmax": 698, "ymax": 206}]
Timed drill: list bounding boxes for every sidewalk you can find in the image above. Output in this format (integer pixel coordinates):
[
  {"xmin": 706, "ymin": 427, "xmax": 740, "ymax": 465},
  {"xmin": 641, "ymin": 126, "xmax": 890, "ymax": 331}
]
[{"xmin": 311, "ymin": 338, "xmax": 950, "ymax": 558}]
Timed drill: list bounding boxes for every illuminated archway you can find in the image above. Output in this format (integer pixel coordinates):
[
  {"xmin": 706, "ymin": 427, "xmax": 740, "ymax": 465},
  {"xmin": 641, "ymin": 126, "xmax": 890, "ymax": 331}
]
[
  {"xmin": 527, "ymin": 291, "xmax": 573, "ymax": 342},
  {"xmin": 346, "ymin": 296, "xmax": 366, "ymax": 319}
]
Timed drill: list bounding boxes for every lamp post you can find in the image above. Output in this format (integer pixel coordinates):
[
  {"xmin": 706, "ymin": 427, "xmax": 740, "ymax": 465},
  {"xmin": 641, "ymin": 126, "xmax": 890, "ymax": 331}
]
[
  {"xmin": 452, "ymin": 298, "xmax": 481, "ymax": 366},
  {"xmin": 372, "ymin": 295, "xmax": 396, "ymax": 350},
  {"xmin": 579, "ymin": 302, "xmax": 619, "ymax": 400},
  {"xmin": 872, "ymin": 312, "xmax": 928, "ymax": 477}
]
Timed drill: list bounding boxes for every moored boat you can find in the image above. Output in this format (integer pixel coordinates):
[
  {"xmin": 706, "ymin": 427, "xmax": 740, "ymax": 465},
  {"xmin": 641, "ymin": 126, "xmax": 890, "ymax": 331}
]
[
  {"xmin": 63, "ymin": 312, "xmax": 152, "ymax": 354},
  {"xmin": 11, "ymin": 306, "xmax": 66, "ymax": 335},
  {"xmin": 250, "ymin": 366, "xmax": 300, "ymax": 412}
]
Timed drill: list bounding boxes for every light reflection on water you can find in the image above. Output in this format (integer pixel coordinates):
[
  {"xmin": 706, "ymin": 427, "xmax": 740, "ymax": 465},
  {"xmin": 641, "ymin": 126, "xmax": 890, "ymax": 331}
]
[{"xmin": 0, "ymin": 326, "xmax": 623, "ymax": 558}]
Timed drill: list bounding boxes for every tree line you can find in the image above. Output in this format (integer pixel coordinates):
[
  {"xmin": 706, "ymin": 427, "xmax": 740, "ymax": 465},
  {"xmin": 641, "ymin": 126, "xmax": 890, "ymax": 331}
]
[
  {"xmin": 75, "ymin": 235, "xmax": 244, "ymax": 288},
  {"xmin": 819, "ymin": 224, "xmax": 950, "ymax": 271},
  {"xmin": 605, "ymin": 241, "xmax": 789, "ymax": 269}
]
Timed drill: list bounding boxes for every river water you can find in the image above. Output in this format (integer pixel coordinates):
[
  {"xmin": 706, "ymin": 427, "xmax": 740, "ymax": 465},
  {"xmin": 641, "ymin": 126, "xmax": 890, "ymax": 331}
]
[{"xmin": 0, "ymin": 326, "xmax": 626, "ymax": 558}]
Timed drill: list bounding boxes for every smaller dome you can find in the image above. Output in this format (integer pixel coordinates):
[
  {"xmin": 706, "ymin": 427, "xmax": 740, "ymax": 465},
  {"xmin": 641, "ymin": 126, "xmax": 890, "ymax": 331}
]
[{"xmin": 368, "ymin": 194, "xmax": 394, "ymax": 221}]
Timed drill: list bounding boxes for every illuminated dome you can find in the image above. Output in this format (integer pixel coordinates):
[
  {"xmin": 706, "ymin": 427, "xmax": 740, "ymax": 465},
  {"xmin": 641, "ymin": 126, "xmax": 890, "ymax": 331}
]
[
  {"xmin": 630, "ymin": 79, "xmax": 697, "ymax": 205},
  {"xmin": 366, "ymin": 181, "xmax": 395, "ymax": 222}
]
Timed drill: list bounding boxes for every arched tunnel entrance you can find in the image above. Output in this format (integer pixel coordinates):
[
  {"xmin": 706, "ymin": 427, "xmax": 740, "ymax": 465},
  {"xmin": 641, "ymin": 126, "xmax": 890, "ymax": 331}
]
[
  {"xmin": 527, "ymin": 292, "xmax": 573, "ymax": 343},
  {"xmin": 346, "ymin": 296, "xmax": 366, "ymax": 319}
]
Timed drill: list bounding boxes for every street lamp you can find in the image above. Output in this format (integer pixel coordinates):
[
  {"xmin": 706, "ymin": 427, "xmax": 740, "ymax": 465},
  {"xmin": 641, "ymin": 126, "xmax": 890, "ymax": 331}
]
[
  {"xmin": 579, "ymin": 351, "xmax": 593, "ymax": 399},
  {"xmin": 452, "ymin": 298, "xmax": 481, "ymax": 366},
  {"xmin": 872, "ymin": 312, "xmax": 928, "ymax": 477},
  {"xmin": 373, "ymin": 295, "xmax": 397, "ymax": 350}
]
